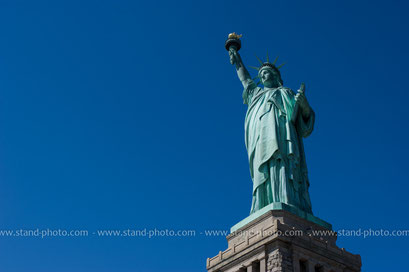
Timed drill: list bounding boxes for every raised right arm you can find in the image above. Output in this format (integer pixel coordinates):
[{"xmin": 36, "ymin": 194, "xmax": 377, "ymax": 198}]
[{"xmin": 229, "ymin": 48, "xmax": 252, "ymax": 88}]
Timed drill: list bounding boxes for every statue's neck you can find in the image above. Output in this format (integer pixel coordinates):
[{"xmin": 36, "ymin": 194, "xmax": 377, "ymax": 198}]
[{"xmin": 263, "ymin": 81, "xmax": 281, "ymax": 89}]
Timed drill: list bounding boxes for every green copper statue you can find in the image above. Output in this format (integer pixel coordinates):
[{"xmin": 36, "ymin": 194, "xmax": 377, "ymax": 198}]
[{"xmin": 226, "ymin": 33, "xmax": 314, "ymax": 215}]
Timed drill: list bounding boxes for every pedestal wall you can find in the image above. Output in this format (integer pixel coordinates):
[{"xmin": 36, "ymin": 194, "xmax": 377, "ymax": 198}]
[{"xmin": 206, "ymin": 210, "xmax": 361, "ymax": 272}]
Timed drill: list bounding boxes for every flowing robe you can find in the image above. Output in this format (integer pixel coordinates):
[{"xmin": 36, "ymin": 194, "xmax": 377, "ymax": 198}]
[{"xmin": 242, "ymin": 80, "xmax": 314, "ymax": 214}]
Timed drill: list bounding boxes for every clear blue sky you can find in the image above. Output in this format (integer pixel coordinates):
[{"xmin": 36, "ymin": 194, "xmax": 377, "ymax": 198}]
[{"xmin": 0, "ymin": 0, "xmax": 408, "ymax": 271}]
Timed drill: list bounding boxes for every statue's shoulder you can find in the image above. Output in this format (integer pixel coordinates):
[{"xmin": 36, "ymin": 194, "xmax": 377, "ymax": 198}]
[
  {"xmin": 279, "ymin": 86, "xmax": 295, "ymax": 96},
  {"xmin": 243, "ymin": 84, "xmax": 262, "ymax": 105}
]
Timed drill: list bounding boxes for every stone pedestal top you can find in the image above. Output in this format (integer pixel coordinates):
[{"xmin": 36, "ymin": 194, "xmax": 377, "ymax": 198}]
[
  {"xmin": 231, "ymin": 203, "xmax": 332, "ymax": 233},
  {"xmin": 206, "ymin": 209, "xmax": 361, "ymax": 272}
]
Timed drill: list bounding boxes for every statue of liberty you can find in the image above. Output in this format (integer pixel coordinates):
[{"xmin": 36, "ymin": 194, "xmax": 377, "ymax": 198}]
[{"xmin": 226, "ymin": 33, "xmax": 315, "ymax": 215}]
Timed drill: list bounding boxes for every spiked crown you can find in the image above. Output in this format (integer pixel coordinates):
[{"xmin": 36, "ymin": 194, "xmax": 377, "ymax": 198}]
[{"xmin": 248, "ymin": 53, "xmax": 285, "ymax": 85}]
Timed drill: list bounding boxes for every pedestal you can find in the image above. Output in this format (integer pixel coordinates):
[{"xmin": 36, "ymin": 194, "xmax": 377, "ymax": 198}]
[{"xmin": 206, "ymin": 209, "xmax": 361, "ymax": 272}]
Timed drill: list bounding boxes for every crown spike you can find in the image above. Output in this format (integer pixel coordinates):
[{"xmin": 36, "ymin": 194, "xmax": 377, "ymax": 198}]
[
  {"xmin": 249, "ymin": 65, "xmax": 260, "ymax": 71},
  {"xmin": 255, "ymin": 54, "xmax": 263, "ymax": 65},
  {"xmin": 277, "ymin": 62, "xmax": 286, "ymax": 69},
  {"xmin": 272, "ymin": 56, "xmax": 279, "ymax": 65},
  {"xmin": 266, "ymin": 50, "xmax": 269, "ymax": 63}
]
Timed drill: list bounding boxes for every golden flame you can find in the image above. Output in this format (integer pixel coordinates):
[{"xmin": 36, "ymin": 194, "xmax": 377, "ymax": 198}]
[{"xmin": 228, "ymin": 32, "xmax": 242, "ymax": 39}]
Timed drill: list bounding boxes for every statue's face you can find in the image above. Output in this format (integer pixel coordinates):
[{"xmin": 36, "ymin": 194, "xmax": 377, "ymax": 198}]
[
  {"xmin": 260, "ymin": 69, "xmax": 273, "ymax": 82},
  {"xmin": 260, "ymin": 68, "xmax": 277, "ymax": 87}
]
